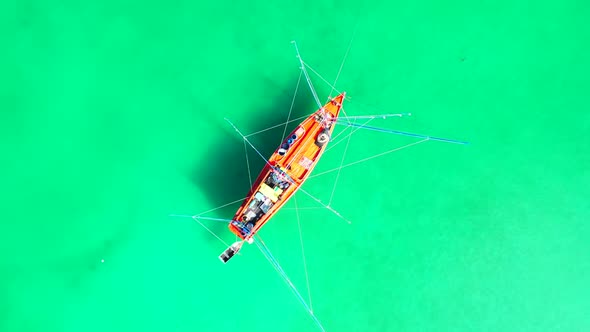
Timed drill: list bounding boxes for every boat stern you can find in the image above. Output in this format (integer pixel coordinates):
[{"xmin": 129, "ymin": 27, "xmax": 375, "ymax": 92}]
[{"xmin": 229, "ymin": 220, "xmax": 249, "ymax": 240}]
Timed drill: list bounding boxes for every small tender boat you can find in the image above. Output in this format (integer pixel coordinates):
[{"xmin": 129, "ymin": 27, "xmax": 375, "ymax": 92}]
[{"xmin": 219, "ymin": 93, "xmax": 345, "ymax": 263}]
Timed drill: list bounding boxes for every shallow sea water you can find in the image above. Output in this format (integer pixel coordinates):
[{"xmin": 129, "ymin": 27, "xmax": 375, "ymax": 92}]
[{"xmin": 1, "ymin": 1, "xmax": 589, "ymax": 331}]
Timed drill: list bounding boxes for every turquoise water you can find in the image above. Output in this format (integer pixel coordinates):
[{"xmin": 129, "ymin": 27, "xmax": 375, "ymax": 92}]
[{"xmin": 1, "ymin": 1, "xmax": 589, "ymax": 331}]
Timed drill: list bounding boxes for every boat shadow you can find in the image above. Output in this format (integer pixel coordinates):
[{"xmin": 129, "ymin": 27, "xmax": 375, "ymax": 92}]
[{"xmin": 190, "ymin": 78, "xmax": 316, "ymax": 243}]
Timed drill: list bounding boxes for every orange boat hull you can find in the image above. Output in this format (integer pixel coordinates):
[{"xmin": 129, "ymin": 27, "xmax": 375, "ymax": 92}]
[{"xmin": 228, "ymin": 93, "xmax": 345, "ymax": 241}]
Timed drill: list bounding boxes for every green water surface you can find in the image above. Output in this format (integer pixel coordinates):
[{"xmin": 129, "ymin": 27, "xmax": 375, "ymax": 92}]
[{"xmin": 1, "ymin": 1, "xmax": 589, "ymax": 331}]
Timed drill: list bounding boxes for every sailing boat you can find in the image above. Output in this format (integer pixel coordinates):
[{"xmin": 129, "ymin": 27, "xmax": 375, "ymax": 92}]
[{"xmin": 175, "ymin": 41, "xmax": 467, "ymax": 331}]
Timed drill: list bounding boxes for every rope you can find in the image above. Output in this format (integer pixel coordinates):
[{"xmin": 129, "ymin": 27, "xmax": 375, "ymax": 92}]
[
  {"xmin": 302, "ymin": 62, "xmax": 352, "ymax": 126},
  {"xmin": 193, "ymin": 216, "xmax": 235, "ymax": 223},
  {"xmin": 244, "ymin": 114, "xmax": 310, "ymax": 138},
  {"xmin": 291, "ymin": 41, "xmax": 322, "ymax": 109},
  {"xmin": 282, "ymin": 70, "xmax": 303, "ymax": 140},
  {"xmin": 242, "ymin": 138, "xmax": 253, "ymax": 243},
  {"xmin": 225, "ymin": 118, "xmax": 275, "ymax": 169},
  {"xmin": 310, "ymin": 138, "xmax": 430, "ymax": 179},
  {"xmin": 339, "ymin": 122, "xmax": 470, "ymax": 145},
  {"xmin": 338, "ymin": 113, "xmax": 410, "ymax": 120},
  {"xmin": 327, "ymin": 118, "xmax": 355, "ymax": 206},
  {"xmin": 255, "ymin": 236, "xmax": 326, "ymax": 332},
  {"xmin": 325, "ymin": 116, "xmax": 376, "ymax": 154},
  {"xmin": 303, "ymin": 62, "xmax": 343, "ymax": 97},
  {"xmin": 193, "ymin": 217, "xmax": 231, "ymax": 248},
  {"xmin": 294, "ymin": 196, "xmax": 314, "ymax": 312},
  {"xmin": 189, "ymin": 197, "xmax": 247, "ymax": 217},
  {"xmin": 297, "ymin": 186, "xmax": 351, "ymax": 224},
  {"xmin": 329, "ymin": 26, "xmax": 356, "ymax": 98},
  {"xmin": 244, "ymin": 140, "xmax": 253, "ymax": 188}
]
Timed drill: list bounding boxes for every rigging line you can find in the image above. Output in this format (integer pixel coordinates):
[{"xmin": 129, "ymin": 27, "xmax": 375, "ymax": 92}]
[
  {"xmin": 256, "ymin": 237, "xmax": 306, "ymax": 312},
  {"xmin": 297, "ymin": 185, "xmax": 352, "ymax": 224},
  {"xmin": 192, "ymin": 197, "xmax": 247, "ymax": 217},
  {"xmin": 301, "ymin": 57, "xmax": 348, "ymax": 126},
  {"xmin": 169, "ymin": 215, "xmax": 233, "ymax": 223},
  {"xmin": 244, "ymin": 114, "xmax": 310, "ymax": 138},
  {"xmin": 333, "ymin": 23, "xmax": 360, "ymax": 124},
  {"xmin": 255, "ymin": 241, "xmax": 319, "ymax": 328},
  {"xmin": 325, "ymin": 116, "xmax": 376, "ymax": 154},
  {"xmin": 255, "ymin": 236, "xmax": 284, "ymax": 274},
  {"xmin": 328, "ymin": 123, "xmax": 351, "ymax": 143},
  {"xmin": 303, "ymin": 62, "xmax": 343, "ymax": 97},
  {"xmin": 328, "ymin": 118, "xmax": 355, "ymax": 206},
  {"xmin": 302, "ymin": 60, "xmax": 351, "ymax": 126},
  {"xmin": 348, "ymin": 99, "xmax": 412, "ymax": 117},
  {"xmin": 242, "ymin": 139, "xmax": 252, "ymax": 241},
  {"xmin": 227, "ymin": 118, "xmax": 306, "ymax": 200},
  {"xmin": 193, "ymin": 216, "xmax": 234, "ymax": 223},
  {"xmin": 226, "ymin": 118, "xmax": 275, "ymax": 169},
  {"xmin": 254, "ymin": 236, "xmax": 326, "ymax": 332},
  {"xmin": 340, "ymin": 122, "xmax": 470, "ymax": 145},
  {"xmin": 309, "ymin": 138, "xmax": 430, "ymax": 179},
  {"xmin": 244, "ymin": 140, "xmax": 253, "ymax": 188},
  {"xmin": 254, "ymin": 238, "xmax": 293, "ymax": 298},
  {"xmin": 169, "ymin": 214, "xmax": 198, "ymax": 218},
  {"xmin": 193, "ymin": 217, "xmax": 231, "ymax": 248},
  {"xmin": 170, "ymin": 215, "xmax": 239, "ymax": 254},
  {"xmin": 338, "ymin": 113, "xmax": 410, "ymax": 120},
  {"xmin": 291, "ymin": 41, "xmax": 322, "ymax": 110},
  {"xmin": 282, "ymin": 70, "xmax": 303, "ymax": 141},
  {"xmin": 294, "ymin": 196, "xmax": 314, "ymax": 313},
  {"xmin": 329, "ymin": 25, "xmax": 357, "ymax": 98},
  {"xmin": 330, "ymin": 113, "xmax": 410, "ymax": 148}
]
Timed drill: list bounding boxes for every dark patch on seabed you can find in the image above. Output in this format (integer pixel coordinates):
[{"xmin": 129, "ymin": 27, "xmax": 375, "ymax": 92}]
[{"xmin": 191, "ymin": 77, "xmax": 315, "ymax": 240}]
